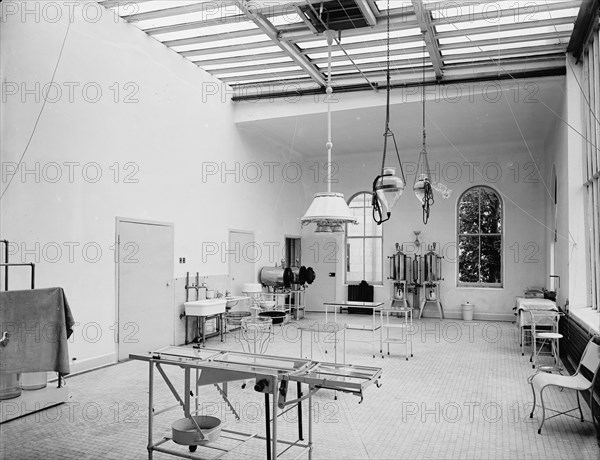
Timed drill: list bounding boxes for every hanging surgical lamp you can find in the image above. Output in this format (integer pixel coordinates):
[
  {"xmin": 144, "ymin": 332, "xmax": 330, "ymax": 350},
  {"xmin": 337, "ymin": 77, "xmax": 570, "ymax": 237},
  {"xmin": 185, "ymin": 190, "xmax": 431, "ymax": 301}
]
[
  {"xmin": 372, "ymin": 0, "xmax": 406, "ymax": 225},
  {"xmin": 301, "ymin": 30, "xmax": 357, "ymax": 232},
  {"xmin": 413, "ymin": 47, "xmax": 434, "ymax": 225}
]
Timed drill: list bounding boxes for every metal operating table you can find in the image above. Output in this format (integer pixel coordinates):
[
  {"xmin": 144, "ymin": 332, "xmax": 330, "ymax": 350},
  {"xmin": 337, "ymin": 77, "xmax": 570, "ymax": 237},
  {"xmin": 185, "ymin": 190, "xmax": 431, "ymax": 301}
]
[{"xmin": 130, "ymin": 346, "xmax": 382, "ymax": 459}]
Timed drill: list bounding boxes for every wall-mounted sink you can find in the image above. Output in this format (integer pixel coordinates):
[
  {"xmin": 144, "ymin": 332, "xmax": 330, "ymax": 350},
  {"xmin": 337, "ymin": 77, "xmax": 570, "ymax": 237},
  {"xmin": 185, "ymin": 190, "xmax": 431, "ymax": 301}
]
[
  {"xmin": 224, "ymin": 296, "xmax": 249, "ymax": 309},
  {"xmin": 184, "ymin": 299, "xmax": 227, "ymax": 317}
]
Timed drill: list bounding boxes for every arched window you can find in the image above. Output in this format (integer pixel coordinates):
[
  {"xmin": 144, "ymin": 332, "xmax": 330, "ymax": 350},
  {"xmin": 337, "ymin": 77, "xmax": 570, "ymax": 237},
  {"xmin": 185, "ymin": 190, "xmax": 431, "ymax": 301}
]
[
  {"xmin": 345, "ymin": 192, "xmax": 383, "ymax": 284},
  {"xmin": 457, "ymin": 186, "xmax": 502, "ymax": 287}
]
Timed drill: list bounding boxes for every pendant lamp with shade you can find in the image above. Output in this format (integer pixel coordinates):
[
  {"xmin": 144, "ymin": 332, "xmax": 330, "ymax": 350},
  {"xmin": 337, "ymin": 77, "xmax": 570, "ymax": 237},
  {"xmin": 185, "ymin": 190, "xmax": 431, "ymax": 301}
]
[
  {"xmin": 301, "ymin": 29, "xmax": 357, "ymax": 233},
  {"xmin": 372, "ymin": 0, "xmax": 406, "ymax": 225},
  {"xmin": 413, "ymin": 46, "xmax": 434, "ymax": 225}
]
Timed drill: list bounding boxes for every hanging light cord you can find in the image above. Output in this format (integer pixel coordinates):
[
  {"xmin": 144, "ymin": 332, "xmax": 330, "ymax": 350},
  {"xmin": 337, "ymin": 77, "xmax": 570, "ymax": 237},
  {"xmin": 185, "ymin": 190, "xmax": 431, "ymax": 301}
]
[
  {"xmin": 326, "ymin": 30, "xmax": 334, "ymax": 195},
  {"xmin": 373, "ymin": 1, "xmax": 405, "ymax": 225},
  {"xmin": 418, "ymin": 30, "xmax": 434, "ymax": 225}
]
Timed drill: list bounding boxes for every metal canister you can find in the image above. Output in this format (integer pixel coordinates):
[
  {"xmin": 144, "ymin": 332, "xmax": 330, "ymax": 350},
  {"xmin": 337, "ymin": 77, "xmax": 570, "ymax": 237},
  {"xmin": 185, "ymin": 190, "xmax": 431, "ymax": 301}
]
[
  {"xmin": 396, "ymin": 250, "xmax": 407, "ymax": 281},
  {"xmin": 260, "ymin": 267, "xmax": 285, "ymax": 287}
]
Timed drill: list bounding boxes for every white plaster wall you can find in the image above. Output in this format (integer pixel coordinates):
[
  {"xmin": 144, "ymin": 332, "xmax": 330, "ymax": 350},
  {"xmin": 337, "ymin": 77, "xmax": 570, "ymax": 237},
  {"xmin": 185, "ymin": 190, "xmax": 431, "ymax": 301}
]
[
  {"xmin": 293, "ymin": 81, "xmax": 554, "ymax": 321},
  {"xmin": 0, "ymin": 2, "xmax": 304, "ymax": 367},
  {"xmin": 312, "ymin": 140, "xmax": 549, "ymax": 321}
]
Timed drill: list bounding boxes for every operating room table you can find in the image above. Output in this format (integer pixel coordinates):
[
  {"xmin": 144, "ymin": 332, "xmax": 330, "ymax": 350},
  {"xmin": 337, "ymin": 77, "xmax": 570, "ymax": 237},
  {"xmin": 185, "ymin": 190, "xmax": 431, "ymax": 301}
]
[{"xmin": 130, "ymin": 346, "xmax": 382, "ymax": 459}]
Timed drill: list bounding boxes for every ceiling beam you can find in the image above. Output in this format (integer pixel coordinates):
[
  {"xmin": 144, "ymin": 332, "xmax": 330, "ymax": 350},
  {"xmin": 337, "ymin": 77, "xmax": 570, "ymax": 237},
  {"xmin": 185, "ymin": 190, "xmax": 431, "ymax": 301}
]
[
  {"xmin": 567, "ymin": 0, "xmax": 600, "ymax": 60},
  {"xmin": 411, "ymin": 0, "xmax": 443, "ymax": 79},
  {"xmin": 355, "ymin": 0, "xmax": 377, "ymax": 26},
  {"xmin": 236, "ymin": 1, "xmax": 326, "ymax": 86},
  {"xmin": 230, "ymin": 66, "xmax": 566, "ymax": 100}
]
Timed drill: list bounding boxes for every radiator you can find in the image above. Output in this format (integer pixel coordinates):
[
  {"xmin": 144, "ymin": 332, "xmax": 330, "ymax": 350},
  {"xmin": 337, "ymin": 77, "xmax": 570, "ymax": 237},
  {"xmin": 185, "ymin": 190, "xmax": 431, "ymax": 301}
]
[
  {"xmin": 559, "ymin": 311, "xmax": 599, "ymax": 424},
  {"xmin": 347, "ymin": 281, "xmax": 374, "ymax": 314}
]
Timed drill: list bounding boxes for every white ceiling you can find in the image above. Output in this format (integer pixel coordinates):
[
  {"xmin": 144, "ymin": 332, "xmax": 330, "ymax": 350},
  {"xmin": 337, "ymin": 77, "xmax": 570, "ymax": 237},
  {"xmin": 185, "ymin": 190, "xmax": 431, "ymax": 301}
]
[{"xmin": 235, "ymin": 76, "xmax": 565, "ymax": 157}]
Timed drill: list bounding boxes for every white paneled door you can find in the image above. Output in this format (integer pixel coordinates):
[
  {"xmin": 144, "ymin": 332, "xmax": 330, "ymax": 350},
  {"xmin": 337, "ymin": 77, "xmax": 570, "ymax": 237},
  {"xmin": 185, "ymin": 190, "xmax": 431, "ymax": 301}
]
[
  {"xmin": 116, "ymin": 218, "xmax": 174, "ymax": 361},
  {"xmin": 301, "ymin": 235, "xmax": 339, "ymax": 312},
  {"xmin": 228, "ymin": 230, "xmax": 255, "ymax": 296}
]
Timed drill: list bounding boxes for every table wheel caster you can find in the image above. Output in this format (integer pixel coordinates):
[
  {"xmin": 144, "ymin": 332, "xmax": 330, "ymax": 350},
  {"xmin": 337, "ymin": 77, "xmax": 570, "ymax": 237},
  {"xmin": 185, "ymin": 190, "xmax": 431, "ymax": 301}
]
[
  {"xmin": 405, "ymin": 357, "xmax": 408, "ymax": 361},
  {"xmin": 189, "ymin": 445, "xmax": 197, "ymax": 452}
]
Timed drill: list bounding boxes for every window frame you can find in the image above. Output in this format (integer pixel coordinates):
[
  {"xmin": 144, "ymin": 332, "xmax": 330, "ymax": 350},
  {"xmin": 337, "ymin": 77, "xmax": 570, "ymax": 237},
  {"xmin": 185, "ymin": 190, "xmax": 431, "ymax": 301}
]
[
  {"xmin": 582, "ymin": 25, "xmax": 600, "ymax": 310},
  {"xmin": 344, "ymin": 191, "xmax": 384, "ymax": 286},
  {"xmin": 456, "ymin": 185, "xmax": 504, "ymax": 288}
]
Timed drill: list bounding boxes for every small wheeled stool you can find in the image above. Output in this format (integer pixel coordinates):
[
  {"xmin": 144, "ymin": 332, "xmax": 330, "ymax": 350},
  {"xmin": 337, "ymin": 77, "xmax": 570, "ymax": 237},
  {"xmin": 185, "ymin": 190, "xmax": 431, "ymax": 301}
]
[{"xmin": 529, "ymin": 310, "xmax": 564, "ymax": 372}]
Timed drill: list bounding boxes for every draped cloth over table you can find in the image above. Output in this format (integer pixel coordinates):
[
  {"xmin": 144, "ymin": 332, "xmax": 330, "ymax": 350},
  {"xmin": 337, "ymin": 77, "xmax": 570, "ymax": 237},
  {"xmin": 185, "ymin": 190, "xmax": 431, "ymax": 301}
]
[
  {"xmin": 514, "ymin": 297, "xmax": 558, "ymax": 327},
  {"xmin": 0, "ymin": 287, "xmax": 75, "ymax": 375}
]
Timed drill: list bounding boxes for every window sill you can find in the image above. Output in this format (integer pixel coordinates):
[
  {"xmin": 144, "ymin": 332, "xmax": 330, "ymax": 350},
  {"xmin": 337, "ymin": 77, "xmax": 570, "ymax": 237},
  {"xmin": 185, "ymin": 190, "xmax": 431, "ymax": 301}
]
[
  {"xmin": 569, "ymin": 307, "xmax": 600, "ymax": 335},
  {"xmin": 456, "ymin": 286, "xmax": 504, "ymax": 290}
]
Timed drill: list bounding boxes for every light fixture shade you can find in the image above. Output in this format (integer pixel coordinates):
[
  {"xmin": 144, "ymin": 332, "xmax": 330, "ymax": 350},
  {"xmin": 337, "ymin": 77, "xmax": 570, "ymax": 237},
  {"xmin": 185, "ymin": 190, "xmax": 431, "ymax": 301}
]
[
  {"xmin": 374, "ymin": 167, "xmax": 404, "ymax": 215},
  {"xmin": 315, "ymin": 223, "xmax": 333, "ymax": 233},
  {"xmin": 301, "ymin": 192, "xmax": 358, "ymax": 225},
  {"xmin": 413, "ymin": 173, "xmax": 430, "ymax": 204},
  {"xmin": 331, "ymin": 224, "xmax": 344, "ymax": 233}
]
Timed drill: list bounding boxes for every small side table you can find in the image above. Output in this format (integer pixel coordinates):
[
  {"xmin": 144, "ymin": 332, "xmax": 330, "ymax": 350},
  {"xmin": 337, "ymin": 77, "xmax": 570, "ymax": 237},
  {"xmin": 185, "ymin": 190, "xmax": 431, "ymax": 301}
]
[{"xmin": 380, "ymin": 307, "xmax": 413, "ymax": 360}]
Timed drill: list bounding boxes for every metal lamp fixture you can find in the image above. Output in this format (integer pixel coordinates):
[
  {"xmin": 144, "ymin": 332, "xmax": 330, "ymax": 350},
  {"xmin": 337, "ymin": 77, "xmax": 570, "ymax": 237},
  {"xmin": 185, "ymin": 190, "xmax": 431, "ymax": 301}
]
[
  {"xmin": 301, "ymin": 30, "xmax": 357, "ymax": 233},
  {"xmin": 372, "ymin": 0, "xmax": 406, "ymax": 225},
  {"xmin": 413, "ymin": 49, "xmax": 434, "ymax": 225}
]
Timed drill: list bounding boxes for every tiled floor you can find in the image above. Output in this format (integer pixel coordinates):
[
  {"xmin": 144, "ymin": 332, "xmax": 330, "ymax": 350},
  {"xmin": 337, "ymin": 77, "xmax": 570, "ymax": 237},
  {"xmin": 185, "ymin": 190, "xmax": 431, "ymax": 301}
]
[{"xmin": 1, "ymin": 315, "xmax": 598, "ymax": 459}]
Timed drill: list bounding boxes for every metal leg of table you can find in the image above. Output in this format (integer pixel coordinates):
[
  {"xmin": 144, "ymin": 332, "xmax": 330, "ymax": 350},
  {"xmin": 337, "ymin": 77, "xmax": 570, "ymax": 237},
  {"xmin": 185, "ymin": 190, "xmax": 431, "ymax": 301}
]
[
  {"xmin": 147, "ymin": 362, "xmax": 154, "ymax": 460},
  {"xmin": 272, "ymin": 377, "xmax": 278, "ymax": 460},
  {"xmin": 184, "ymin": 367, "xmax": 190, "ymax": 417},
  {"xmin": 264, "ymin": 393, "xmax": 271, "ymax": 460},
  {"xmin": 308, "ymin": 385, "xmax": 314, "ymax": 460},
  {"xmin": 297, "ymin": 382, "xmax": 303, "ymax": 441},
  {"xmin": 184, "ymin": 316, "xmax": 188, "ymax": 345}
]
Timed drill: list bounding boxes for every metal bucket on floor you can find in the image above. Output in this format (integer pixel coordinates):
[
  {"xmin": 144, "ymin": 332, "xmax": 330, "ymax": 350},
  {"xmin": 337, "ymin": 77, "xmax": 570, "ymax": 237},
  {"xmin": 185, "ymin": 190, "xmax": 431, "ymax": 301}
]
[
  {"xmin": 0, "ymin": 371, "xmax": 22, "ymax": 400},
  {"xmin": 22, "ymin": 372, "xmax": 47, "ymax": 391},
  {"xmin": 462, "ymin": 302, "xmax": 474, "ymax": 321}
]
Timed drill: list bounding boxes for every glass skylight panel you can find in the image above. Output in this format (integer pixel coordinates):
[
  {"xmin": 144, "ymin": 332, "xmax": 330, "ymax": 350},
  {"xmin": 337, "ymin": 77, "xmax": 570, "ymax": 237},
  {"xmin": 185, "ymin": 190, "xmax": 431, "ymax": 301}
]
[
  {"xmin": 440, "ymin": 36, "xmax": 563, "ymax": 56},
  {"xmin": 438, "ymin": 23, "xmax": 573, "ymax": 44},
  {"xmin": 171, "ymin": 36, "xmax": 272, "ymax": 53},
  {"xmin": 215, "ymin": 65, "xmax": 303, "ymax": 79},
  {"xmin": 375, "ymin": 1, "xmax": 411, "ymax": 12},
  {"xmin": 132, "ymin": 4, "xmax": 243, "ymax": 29},
  {"xmin": 151, "ymin": 22, "xmax": 259, "ymax": 41},
  {"xmin": 307, "ymin": 41, "xmax": 423, "ymax": 60},
  {"xmin": 434, "ymin": 6, "xmax": 579, "ymax": 31},
  {"xmin": 225, "ymin": 73, "xmax": 308, "ymax": 84},
  {"xmin": 191, "ymin": 46, "xmax": 282, "ymax": 61},
  {"xmin": 352, "ymin": 52, "xmax": 428, "ymax": 64},
  {"xmin": 268, "ymin": 13, "xmax": 303, "ymax": 27},
  {"xmin": 111, "ymin": 1, "xmax": 205, "ymax": 16},
  {"xmin": 430, "ymin": 1, "xmax": 570, "ymax": 20},
  {"xmin": 202, "ymin": 56, "xmax": 293, "ymax": 71}
]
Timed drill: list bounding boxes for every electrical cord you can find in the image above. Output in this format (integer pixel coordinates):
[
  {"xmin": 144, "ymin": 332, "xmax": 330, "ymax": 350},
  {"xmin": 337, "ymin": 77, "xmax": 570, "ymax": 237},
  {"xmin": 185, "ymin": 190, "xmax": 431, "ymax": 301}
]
[{"xmin": 1, "ymin": 20, "xmax": 71, "ymax": 200}]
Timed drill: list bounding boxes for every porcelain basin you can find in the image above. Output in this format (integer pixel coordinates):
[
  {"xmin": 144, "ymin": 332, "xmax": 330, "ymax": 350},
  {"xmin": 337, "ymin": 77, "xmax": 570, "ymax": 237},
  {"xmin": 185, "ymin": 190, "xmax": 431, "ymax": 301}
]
[
  {"xmin": 225, "ymin": 296, "xmax": 249, "ymax": 309},
  {"xmin": 185, "ymin": 299, "xmax": 227, "ymax": 317}
]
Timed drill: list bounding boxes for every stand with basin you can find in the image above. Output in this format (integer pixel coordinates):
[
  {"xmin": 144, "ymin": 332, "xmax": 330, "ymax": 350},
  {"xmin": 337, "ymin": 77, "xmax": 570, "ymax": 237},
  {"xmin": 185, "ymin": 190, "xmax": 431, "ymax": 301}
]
[{"xmin": 184, "ymin": 299, "xmax": 227, "ymax": 346}]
